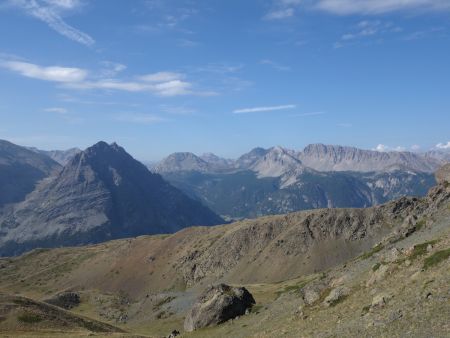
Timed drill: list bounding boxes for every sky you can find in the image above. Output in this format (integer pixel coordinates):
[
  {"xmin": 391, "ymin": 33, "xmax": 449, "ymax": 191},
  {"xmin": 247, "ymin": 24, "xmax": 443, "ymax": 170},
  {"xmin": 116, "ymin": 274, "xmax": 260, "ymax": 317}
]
[{"xmin": 0, "ymin": 0, "xmax": 450, "ymax": 161}]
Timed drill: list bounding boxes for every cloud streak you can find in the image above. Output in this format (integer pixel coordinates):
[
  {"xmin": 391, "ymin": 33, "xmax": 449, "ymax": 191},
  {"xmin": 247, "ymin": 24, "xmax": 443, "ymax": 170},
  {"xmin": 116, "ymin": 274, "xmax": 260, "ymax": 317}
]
[
  {"xmin": 1, "ymin": 60, "xmax": 88, "ymax": 82},
  {"xmin": 233, "ymin": 104, "xmax": 296, "ymax": 114},
  {"xmin": 315, "ymin": 0, "xmax": 450, "ymax": 15},
  {"xmin": 1, "ymin": 58, "xmax": 211, "ymax": 97},
  {"xmin": 6, "ymin": 0, "xmax": 95, "ymax": 46},
  {"xmin": 114, "ymin": 113, "xmax": 166, "ymax": 125}
]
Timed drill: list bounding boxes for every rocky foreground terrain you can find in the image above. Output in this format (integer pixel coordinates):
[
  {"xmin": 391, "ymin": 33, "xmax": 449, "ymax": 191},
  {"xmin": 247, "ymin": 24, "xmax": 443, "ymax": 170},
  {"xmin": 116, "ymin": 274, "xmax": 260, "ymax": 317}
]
[{"xmin": 0, "ymin": 165, "xmax": 449, "ymax": 337}]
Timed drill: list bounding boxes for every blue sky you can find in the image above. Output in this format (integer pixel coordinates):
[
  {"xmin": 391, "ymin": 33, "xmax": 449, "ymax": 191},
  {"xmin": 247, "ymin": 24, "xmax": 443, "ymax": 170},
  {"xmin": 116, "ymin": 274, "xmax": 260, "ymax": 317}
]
[{"xmin": 0, "ymin": 0, "xmax": 449, "ymax": 161}]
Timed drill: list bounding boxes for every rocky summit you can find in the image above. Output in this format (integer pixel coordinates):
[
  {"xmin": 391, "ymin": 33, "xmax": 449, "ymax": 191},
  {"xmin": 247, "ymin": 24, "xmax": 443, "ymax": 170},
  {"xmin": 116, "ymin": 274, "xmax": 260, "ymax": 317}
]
[{"xmin": 0, "ymin": 141, "xmax": 223, "ymax": 256}]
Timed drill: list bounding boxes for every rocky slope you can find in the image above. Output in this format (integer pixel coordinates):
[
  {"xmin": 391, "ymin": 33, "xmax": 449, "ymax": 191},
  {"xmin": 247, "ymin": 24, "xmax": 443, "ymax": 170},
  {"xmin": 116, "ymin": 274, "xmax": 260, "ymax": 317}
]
[
  {"xmin": 298, "ymin": 143, "xmax": 442, "ymax": 172},
  {"xmin": 0, "ymin": 139, "xmax": 61, "ymax": 208},
  {"xmin": 0, "ymin": 141, "xmax": 222, "ymax": 257},
  {"xmin": 0, "ymin": 166, "xmax": 448, "ymax": 337}
]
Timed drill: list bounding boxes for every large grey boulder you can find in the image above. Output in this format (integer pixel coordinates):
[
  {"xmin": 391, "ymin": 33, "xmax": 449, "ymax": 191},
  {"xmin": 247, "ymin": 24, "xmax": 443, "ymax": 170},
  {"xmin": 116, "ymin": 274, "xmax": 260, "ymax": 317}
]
[{"xmin": 184, "ymin": 284, "xmax": 255, "ymax": 332}]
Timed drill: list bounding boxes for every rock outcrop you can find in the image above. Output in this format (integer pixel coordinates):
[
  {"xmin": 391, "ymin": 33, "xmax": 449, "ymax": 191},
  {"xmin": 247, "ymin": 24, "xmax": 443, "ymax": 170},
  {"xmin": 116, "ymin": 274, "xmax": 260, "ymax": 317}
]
[
  {"xmin": 44, "ymin": 291, "xmax": 80, "ymax": 309},
  {"xmin": 184, "ymin": 284, "xmax": 255, "ymax": 332}
]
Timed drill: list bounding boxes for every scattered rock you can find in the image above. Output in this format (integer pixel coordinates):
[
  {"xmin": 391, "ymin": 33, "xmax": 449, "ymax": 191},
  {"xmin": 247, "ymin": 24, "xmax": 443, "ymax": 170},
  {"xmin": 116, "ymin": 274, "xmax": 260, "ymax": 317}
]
[
  {"xmin": 388, "ymin": 309, "xmax": 403, "ymax": 322},
  {"xmin": 384, "ymin": 247, "xmax": 401, "ymax": 263},
  {"xmin": 303, "ymin": 288, "xmax": 320, "ymax": 305},
  {"xmin": 366, "ymin": 264, "xmax": 390, "ymax": 287},
  {"xmin": 167, "ymin": 329, "xmax": 180, "ymax": 338},
  {"xmin": 184, "ymin": 284, "xmax": 255, "ymax": 332},
  {"xmin": 323, "ymin": 286, "xmax": 350, "ymax": 307},
  {"xmin": 44, "ymin": 291, "xmax": 80, "ymax": 309},
  {"xmin": 371, "ymin": 293, "xmax": 390, "ymax": 310},
  {"xmin": 426, "ymin": 244, "xmax": 433, "ymax": 253}
]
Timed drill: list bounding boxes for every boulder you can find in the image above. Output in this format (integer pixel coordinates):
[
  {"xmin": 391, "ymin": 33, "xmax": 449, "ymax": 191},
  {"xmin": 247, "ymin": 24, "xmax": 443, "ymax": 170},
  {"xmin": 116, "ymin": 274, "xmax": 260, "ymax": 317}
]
[
  {"xmin": 184, "ymin": 284, "xmax": 255, "ymax": 332},
  {"xmin": 302, "ymin": 288, "xmax": 320, "ymax": 305},
  {"xmin": 44, "ymin": 291, "xmax": 80, "ymax": 309},
  {"xmin": 323, "ymin": 286, "xmax": 350, "ymax": 307}
]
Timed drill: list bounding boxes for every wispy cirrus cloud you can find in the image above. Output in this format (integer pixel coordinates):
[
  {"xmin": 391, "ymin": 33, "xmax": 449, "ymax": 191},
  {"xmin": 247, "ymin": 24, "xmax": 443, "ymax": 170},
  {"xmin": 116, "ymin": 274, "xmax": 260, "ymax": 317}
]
[
  {"xmin": 265, "ymin": 0, "xmax": 450, "ymax": 20},
  {"xmin": 315, "ymin": 0, "xmax": 450, "ymax": 15},
  {"xmin": 233, "ymin": 104, "xmax": 296, "ymax": 114},
  {"xmin": 1, "ymin": 58, "xmax": 212, "ymax": 97},
  {"xmin": 264, "ymin": 0, "xmax": 302, "ymax": 20},
  {"xmin": 335, "ymin": 20, "xmax": 402, "ymax": 48},
  {"xmin": 44, "ymin": 107, "xmax": 67, "ymax": 114},
  {"xmin": 260, "ymin": 59, "xmax": 291, "ymax": 71},
  {"xmin": 114, "ymin": 113, "xmax": 166, "ymax": 125},
  {"xmin": 5, "ymin": 0, "xmax": 95, "ymax": 46}
]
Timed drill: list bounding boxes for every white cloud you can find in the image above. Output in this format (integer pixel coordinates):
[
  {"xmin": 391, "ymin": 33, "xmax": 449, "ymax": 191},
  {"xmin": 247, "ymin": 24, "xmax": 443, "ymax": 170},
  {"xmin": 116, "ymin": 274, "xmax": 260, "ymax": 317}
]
[
  {"xmin": 436, "ymin": 141, "xmax": 450, "ymax": 149},
  {"xmin": 115, "ymin": 113, "xmax": 165, "ymax": 125},
  {"xmin": 264, "ymin": 0, "xmax": 302, "ymax": 20},
  {"xmin": 315, "ymin": 0, "xmax": 450, "ymax": 15},
  {"xmin": 66, "ymin": 79, "xmax": 192, "ymax": 96},
  {"xmin": 139, "ymin": 72, "xmax": 183, "ymax": 82},
  {"xmin": 99, "ymin": 61, "xmax": 127, "ymax": 77},
  {"xmin": 1, "ymin": 59, "xmax": 207, "ymax": 97},
  {"xmin": 335, "ymin": 20, "xmax": 402, "ymax": 48},
  {"xmin": 6, "ymin": 0, "xmax": 94, "ymax": 46},
  {"xmin": 44, "ymin": 107, "xmax": 67, "ymax": 114},
  {"xmin": 374, "ymin": 144, "xmax": 406, "ymax": 152},
  {"xmin": 264, "ymin": 8, "xmax": 295, "ymax": 20},
  {"xmin": 260, "ymin": 59, "xmax": 291, "ymax": 71},
  {"xmin": 233, "ymin": 104, "xmax": 296, "ymax": 114},
  {"xmin": 1, "ymin": 60, "xmax": 88, "ymax": 82},
  {"xmin": 411, "ymin": 144, "xmax": 421, "ymax": 151}
]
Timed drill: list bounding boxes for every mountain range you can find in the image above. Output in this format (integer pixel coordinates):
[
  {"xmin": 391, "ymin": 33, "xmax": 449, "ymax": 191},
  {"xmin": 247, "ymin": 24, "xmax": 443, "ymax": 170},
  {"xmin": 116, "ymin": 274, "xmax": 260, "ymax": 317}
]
[
  {"xmin": 0, "ymin": 140, "xmax": 61, "ymax": 208},
  {"xmin": 0, "ymin": 141, "xmax": 222, "ymax": 256},
  {"xmin": 154, "ymin": 144, "xmax": 449, "ymax": 219}
]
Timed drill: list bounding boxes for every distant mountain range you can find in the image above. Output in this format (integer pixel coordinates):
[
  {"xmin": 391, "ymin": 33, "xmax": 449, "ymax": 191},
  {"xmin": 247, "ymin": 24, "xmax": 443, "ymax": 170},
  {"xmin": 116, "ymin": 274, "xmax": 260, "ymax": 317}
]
[
  {"xmin": 0, "ymin": 141, "xmax": 222, "ymax": 256},
  {"xmin": 154, "ymin": 144, "xmax": 449, "ymax": 219},
  {"xmin": 27, "ymin": 147, "xmax": 81, "ymax": 165},
  {"xmin": 155, "ymin": 144, "xmax": 450, "ymax": 175},
  {"xmin": 0, "ymin": 140, "xmax": 61, "ymax": 208}
]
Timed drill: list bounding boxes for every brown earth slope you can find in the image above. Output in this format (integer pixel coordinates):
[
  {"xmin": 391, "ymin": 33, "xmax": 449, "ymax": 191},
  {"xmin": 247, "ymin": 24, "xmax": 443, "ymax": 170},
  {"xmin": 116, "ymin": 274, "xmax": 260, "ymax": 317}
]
[{"xmin": 0, "ymin": 167, "xmax": 449, "ymax": 337}]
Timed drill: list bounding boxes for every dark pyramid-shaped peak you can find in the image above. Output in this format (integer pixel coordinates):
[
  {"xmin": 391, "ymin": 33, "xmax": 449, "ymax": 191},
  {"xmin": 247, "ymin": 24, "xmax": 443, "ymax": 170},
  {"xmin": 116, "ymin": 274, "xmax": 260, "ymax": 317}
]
[{"xmin": 0, "ymin": 141, "xmax": 223, "ymax": 256}]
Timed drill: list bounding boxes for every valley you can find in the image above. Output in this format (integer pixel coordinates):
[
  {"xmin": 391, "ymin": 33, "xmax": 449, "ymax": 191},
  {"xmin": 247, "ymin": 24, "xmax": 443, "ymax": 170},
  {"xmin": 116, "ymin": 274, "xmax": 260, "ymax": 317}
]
[{"xmin": 0, "ymin": 165, "xmax": 449, "ymax": 337}]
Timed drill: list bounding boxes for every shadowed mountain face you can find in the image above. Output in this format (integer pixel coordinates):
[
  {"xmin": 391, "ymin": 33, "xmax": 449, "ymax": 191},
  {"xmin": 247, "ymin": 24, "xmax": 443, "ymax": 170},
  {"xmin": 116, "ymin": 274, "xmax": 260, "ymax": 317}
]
[
  {"xmin": 0, "ymin": 140, "xmax": 61, "ymax": 208},
  {"xmin": 0, "ymin": 141, "xmax": 223, "ymax": 256}
]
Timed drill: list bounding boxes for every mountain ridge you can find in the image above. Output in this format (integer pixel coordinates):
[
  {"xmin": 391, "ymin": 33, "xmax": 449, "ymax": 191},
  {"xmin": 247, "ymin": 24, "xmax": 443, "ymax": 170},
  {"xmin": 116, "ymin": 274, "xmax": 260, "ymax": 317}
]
[{"xmin": 0, "ymin": 141, "xmax": 223, "ymax": 256}]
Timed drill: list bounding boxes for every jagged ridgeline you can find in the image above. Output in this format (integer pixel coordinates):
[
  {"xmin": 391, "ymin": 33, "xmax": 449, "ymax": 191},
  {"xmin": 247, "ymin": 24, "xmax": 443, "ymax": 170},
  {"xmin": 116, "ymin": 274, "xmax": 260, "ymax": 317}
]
[
  {"xmin": 154, "ymin": 145, "xmax": 448, "ymax": 219},
  {"xmin": 0, "ymin": 141, "xmax": 223, "ymax": 256}
]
